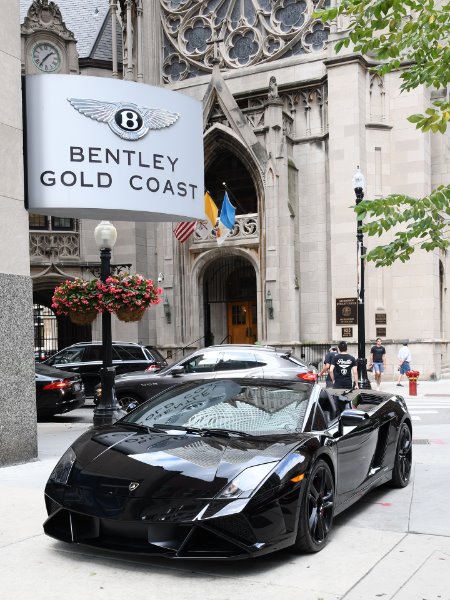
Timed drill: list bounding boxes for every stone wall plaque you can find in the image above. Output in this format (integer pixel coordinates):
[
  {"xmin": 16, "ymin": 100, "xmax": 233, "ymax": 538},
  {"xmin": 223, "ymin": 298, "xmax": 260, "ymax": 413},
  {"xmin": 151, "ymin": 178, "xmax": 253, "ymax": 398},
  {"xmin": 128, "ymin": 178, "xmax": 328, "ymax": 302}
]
[
  {"xmin": 336, "ymin": 298, "xmax": 357, "ymax": 325},
  {"xmin": 342, "ymin": 327, "xmax": 353, "ymax": 337},
  {"xmin": 375, "ymin": 313, "xmax": 387, "ymax": 324}
]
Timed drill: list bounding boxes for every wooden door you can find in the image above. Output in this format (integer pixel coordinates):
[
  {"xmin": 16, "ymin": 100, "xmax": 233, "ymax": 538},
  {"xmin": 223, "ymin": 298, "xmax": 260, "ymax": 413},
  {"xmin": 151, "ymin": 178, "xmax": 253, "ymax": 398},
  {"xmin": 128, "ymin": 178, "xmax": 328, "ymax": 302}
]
[{"xmin": 227, "ymin": 301, "xmax": 257, "ymax": 344}]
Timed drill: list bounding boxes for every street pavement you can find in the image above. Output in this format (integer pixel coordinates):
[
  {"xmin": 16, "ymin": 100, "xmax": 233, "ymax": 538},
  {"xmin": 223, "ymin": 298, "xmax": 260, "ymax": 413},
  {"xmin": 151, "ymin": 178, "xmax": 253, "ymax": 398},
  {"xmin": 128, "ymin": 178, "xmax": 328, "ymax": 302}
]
[{"xmin": 1, "ymin": 378, "xmax": 450, "ymax": 599}]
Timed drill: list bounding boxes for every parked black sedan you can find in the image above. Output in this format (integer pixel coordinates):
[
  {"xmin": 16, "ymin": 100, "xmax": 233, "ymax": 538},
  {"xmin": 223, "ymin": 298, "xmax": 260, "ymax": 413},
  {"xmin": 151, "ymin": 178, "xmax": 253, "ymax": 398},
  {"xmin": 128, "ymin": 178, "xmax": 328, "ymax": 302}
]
[
  {"xmin": 95, "ymin": 344, "xmax": 316, "ymax": 409},
  {"xmin": 35, "ymin": 363, "xmax": 85, "ymax": 419},
  {"xmin": 44, "ymin": 380, "xmax": 412, "ymax": 559}
]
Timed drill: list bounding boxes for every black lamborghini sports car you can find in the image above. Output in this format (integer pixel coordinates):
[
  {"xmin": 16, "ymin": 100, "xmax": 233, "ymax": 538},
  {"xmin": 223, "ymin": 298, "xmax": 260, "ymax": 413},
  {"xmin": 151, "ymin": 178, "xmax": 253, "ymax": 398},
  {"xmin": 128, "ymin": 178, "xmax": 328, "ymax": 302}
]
[{"xmin": 44, "ymin": 379, "xmax": 412, "ymax": 560}]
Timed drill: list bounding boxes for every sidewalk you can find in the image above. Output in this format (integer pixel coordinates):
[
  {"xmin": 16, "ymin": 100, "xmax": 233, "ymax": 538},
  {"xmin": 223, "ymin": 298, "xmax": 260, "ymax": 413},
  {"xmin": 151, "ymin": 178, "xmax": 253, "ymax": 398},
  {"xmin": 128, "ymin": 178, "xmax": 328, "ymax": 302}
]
[
  {"xmin": 1, "ymin": 381, "xmax": 450, "ymax": 600},
  {"xmin": 368, "ymin": 376, "xmax": 449, "ymax": 399}
]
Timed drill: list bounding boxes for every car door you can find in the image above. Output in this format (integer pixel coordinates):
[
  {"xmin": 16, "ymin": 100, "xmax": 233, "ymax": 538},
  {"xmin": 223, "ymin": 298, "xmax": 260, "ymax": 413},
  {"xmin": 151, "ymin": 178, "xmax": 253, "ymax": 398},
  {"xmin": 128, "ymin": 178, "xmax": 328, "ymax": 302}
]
[
  {"xmin": 334, "ymin": 400, "xmax": 379, "ymax": 503},
  {"xmin": 140, "ymin": 351, "xmax": 222, "ymax": 398},
  {"xmin": 113, "ymin": 344, "xmax": 151, "ymax": 375},
  {"xmin": 45, "ymin": 345, "xmax": 87, "ymax": 379},
  {"xmin": 78, "ymin": 344, "xmax": 104, "ymax": 395},
  {"xmin": 46, "ymin": 344, "xmax": 103, "ymax": 395}
]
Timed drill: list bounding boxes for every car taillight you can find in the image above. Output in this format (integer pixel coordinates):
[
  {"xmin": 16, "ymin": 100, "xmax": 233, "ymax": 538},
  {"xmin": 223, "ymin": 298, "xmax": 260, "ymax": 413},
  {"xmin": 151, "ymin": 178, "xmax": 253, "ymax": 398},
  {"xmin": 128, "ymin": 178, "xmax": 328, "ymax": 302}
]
[
  {"xmin": 43, "ymin": 379, "xmax": 73, "ymax": 391},
  {"xmin": 145, "ymin": 365, "xmax": 160, "ymax": 372},
  {"xmin": 297, "ymin": 372, "xmax": 317, "ymax": 382}
]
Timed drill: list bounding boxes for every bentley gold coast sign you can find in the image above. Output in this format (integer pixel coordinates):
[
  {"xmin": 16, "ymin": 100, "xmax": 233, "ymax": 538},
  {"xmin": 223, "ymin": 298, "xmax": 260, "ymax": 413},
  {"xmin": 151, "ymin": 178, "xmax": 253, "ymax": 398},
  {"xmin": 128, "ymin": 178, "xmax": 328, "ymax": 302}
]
[{"xmin": 24, "ymin": 75, "xmax": 204, "ymax": 222}]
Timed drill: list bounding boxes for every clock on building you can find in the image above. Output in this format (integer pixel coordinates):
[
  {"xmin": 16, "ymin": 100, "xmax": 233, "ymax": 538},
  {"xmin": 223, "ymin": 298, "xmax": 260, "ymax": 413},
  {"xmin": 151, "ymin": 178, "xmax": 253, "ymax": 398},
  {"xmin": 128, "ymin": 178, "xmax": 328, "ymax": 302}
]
[{"xmin": 31, "ymin": 41, "xmax": 61, "ymax": 72}]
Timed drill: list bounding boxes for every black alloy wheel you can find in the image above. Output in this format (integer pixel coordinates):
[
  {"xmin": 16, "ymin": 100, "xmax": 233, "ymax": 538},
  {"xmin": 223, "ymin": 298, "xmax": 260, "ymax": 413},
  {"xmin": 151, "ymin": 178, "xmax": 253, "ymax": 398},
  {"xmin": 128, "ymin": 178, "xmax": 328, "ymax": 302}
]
[
  {"xmin": 117, "ymin": 392, "xmax": 142, "ymax": 410},
  {"xmin": 293, "ymin": 459, "xmax": 335, "ymax": 553},
  {"xmin": 391, "ymin": 422, "xmax": 412, "ymax": 488}
]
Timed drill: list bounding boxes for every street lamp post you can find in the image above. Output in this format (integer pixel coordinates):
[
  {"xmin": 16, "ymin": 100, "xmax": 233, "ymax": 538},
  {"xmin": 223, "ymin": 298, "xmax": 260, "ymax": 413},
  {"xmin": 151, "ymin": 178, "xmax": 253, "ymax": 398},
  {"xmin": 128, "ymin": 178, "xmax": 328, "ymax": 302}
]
[
  {"xmin": 93, "ymin": 220, "xmax": 123, "ymax": 426},
  {"xmin": 353, "ymin": 167, "xmax": 371, "ymax": 389}
]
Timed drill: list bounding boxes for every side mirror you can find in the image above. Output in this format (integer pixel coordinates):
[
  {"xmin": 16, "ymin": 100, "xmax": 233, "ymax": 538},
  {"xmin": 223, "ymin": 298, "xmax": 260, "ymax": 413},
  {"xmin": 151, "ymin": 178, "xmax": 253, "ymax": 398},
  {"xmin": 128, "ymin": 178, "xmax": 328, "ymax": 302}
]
[
  {"xmin": 171, "ymin": 365, "xmax": 185, "ymax": 377},
  {"xmin": 340, "ymin": 409, "xmax": 369, "ymax": 427}
]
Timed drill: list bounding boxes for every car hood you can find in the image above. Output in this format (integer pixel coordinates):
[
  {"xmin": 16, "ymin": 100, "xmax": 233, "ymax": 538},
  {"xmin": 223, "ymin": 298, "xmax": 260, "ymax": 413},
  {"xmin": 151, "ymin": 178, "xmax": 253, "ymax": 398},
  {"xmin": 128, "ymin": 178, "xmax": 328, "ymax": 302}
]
[{"xmin": 70, "ymin": 426, "xmax": 302, "ymax": 499}]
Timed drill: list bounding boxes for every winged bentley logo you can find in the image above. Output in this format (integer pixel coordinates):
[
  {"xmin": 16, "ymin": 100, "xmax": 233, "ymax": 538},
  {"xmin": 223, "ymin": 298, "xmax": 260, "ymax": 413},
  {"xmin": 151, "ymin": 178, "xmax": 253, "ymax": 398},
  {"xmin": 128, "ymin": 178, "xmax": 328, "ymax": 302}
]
[{"xmin": 68, "ymin": 98, "xmax": 179, "ymax": 141}]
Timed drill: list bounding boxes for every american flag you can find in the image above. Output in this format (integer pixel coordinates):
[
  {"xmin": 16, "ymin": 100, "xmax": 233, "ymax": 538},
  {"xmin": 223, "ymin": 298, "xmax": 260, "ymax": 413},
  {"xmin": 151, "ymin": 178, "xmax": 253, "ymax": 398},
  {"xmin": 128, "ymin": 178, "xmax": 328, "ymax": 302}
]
[{"xmin": 173, "ymin": 221, "xmax": 197, "ymax": 243}]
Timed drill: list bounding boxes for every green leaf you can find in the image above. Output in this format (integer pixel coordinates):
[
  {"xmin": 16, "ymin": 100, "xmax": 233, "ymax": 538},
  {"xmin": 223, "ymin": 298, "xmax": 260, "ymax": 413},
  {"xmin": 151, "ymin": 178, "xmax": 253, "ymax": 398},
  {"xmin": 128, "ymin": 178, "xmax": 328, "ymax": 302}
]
[{"xmin": 407, "ymin": 114, "xmax": 423, "ymax": 123}]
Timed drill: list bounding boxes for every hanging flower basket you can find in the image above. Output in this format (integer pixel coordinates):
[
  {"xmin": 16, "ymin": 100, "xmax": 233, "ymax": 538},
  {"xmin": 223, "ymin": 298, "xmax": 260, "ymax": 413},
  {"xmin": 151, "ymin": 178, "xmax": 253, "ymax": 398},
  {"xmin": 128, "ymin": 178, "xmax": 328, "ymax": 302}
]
[
  {"xmin": 51, "ymin": 274, "xmax": 162, "ymax": 325},
  {"xmin": 68, "ymin": 309, "xmax": 98, "ymax": 326},
  {"xmin": 52, "ymin": 278, "xmax": 103, "ymax": 323},
  {"xmin": 116, "ymin": 306, "xmax": 147, "ymax": 322},
  {"xmin": 103, "ymin": 274, "xmax": 162, "ymax": 320}
]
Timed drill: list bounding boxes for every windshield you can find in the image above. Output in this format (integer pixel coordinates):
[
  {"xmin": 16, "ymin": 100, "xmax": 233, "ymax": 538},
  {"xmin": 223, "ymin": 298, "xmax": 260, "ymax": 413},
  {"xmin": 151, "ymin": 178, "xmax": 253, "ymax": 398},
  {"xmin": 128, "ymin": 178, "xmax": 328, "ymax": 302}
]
[{"xmin": 121, "ymin": 379, "xmax": 313, "ymax": 436}]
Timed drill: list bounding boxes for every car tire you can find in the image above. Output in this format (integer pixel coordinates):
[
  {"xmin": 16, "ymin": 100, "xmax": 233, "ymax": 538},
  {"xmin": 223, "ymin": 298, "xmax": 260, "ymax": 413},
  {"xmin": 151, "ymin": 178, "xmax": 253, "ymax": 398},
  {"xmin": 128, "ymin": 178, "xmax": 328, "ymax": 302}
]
[
  {"xmin": 293, "ymin": 459, "xmax": 334, "ymax": 553},
  {"xmin": 117, "ymin": 393, "xmax": 142, "ymax": 410},
  {"xmin": 390, "ymin": 422, "xmax": 412, "ymax": 488}
]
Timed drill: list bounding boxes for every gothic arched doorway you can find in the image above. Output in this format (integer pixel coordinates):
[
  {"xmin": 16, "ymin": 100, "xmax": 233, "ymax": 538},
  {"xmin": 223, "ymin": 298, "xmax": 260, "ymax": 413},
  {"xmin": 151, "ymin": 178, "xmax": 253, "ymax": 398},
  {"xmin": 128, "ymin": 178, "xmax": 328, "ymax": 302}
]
[
  {"xmin": 203, "ymin": 256, "xmax": 257, "ymax": 346},
  {"xmin": 205, "ymin": 148, "xmax": 258, "ymax": 215}
]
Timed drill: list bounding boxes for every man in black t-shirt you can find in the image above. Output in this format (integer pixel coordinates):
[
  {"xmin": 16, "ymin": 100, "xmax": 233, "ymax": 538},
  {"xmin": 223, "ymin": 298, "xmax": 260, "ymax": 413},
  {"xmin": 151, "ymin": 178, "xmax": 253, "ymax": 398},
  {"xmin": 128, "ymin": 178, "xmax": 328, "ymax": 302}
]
[
  {"xmin": 369, "ymin": 337, "xmax": 386, "ymax": 390},
  {"xmin": 319, "ymin": 346, "xmax": 338, "ymax": 387},
  {"xmin": 330, "ymin": 341, "xmax": 359, "ymax": 390}
]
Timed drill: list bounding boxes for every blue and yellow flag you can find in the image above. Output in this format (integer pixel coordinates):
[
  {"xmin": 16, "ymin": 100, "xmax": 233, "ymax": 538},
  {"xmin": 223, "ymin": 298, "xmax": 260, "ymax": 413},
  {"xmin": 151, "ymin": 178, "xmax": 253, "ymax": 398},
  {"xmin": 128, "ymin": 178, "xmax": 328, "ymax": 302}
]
[{"xmin": 216, "ymin": 192, "xmax": 236, "ymax": 246}]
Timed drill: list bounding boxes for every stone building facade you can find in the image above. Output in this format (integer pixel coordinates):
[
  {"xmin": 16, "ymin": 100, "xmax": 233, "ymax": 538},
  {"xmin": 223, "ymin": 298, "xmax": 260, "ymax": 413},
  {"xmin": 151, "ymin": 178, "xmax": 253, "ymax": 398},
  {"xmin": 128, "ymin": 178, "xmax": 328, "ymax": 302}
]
[
  {"xmin": 0, "ymin": 1, "xmax": 36, "ymax": 465},
  {"xmin": 3, "ymin": 0, "xmax": 449, "ymax": 463}
]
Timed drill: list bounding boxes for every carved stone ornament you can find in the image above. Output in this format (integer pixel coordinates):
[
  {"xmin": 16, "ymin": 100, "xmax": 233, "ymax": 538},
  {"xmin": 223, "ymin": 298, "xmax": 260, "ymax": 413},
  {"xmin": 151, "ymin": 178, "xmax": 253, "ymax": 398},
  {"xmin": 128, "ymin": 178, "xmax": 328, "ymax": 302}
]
[
  {"xmin": 21, "ymin": 0, "xmax": 75, "ymax": 40},
  {"xmin": 161, "ymin": 0, "xmax": 330, "ymax": 82},
  {"xmin": 268, "ymin": 76, "xmax": 279, "ymax": 100}
]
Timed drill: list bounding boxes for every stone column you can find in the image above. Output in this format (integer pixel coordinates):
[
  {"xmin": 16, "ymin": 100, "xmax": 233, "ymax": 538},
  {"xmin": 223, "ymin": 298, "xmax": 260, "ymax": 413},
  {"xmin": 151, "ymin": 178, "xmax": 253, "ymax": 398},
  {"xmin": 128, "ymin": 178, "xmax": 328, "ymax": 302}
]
[
  {"xmin": 136, "ymin": 0, "xmax": 143, "ymax": 82},
  {"xmin": 326, "ymin": 57, "xmax": 367, "ymax": 344},
  {"xmin": 0, "ymin": 1, "xmax": 37, "ymax": 465},
  {"xmin": 125, "ymin": 0, "xmax": 134, "ymax": 80},
  {"xmin": 263, "ymin": 93, "xmax": 295, "ymax": 344},
  {"xmin": 141, "ymin": 0, "xmax": 162, "ymax": 85},
  {"xmin": 110, "ymin": 0, "xmax": 118, "ymax": 78}
]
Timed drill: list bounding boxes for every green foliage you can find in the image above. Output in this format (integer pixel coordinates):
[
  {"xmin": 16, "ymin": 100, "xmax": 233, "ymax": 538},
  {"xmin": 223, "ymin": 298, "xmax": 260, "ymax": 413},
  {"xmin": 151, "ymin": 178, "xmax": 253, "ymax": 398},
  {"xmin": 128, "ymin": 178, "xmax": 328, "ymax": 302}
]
[
  {"xmin": 315, "ymin": 0, "xmax": 450, "ymax": 133},
  {"xmin": 314, "ymin": 1, "xmax": 450, "ymax": 266},
  {"xmin": 355, "ymin": 185, "xmax": 450, "ymax": 266},
  {"xmin": 408, "ymin": 99, "xmax": 450, "ymax": 133}
]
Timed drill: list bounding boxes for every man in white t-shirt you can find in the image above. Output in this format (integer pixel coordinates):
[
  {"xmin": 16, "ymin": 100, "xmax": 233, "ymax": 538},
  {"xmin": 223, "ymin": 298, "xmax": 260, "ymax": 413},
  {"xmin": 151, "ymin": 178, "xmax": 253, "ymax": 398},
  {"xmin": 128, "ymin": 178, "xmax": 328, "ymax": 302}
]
[{"xmin": 396, "ymin": 342, "xmax": 412, "ymax": 386}]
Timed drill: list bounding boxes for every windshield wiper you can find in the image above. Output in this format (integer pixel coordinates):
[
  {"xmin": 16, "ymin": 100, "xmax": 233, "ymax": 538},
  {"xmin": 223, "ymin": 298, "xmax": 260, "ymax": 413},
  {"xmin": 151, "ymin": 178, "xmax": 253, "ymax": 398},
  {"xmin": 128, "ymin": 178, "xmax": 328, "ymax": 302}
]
[
  {"xmin": 203, "ymin": 427, "xmax": 255, "ymax": 438},
  {"xmin": 152, "ymin": 423, "xmax": 191, "ymax": 431},
  {"xmin": 124, "ymin": 422, "xmax": 167, "ymax": 434},
  {"xmin": 152, "ymin": 424, "xmax": 255, "ymax": 438}
]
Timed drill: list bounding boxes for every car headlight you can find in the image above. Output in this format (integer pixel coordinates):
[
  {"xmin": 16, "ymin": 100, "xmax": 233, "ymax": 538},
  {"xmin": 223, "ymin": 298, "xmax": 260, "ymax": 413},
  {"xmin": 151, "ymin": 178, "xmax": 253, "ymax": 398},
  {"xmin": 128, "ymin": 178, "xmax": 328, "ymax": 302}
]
[
  {"xmin": 49, "ymin": 447, "xmax": 76, "ymax": 485},
  {"xmin": 215, "ymin": 461, "xmax": 278, "ymax": 500}
]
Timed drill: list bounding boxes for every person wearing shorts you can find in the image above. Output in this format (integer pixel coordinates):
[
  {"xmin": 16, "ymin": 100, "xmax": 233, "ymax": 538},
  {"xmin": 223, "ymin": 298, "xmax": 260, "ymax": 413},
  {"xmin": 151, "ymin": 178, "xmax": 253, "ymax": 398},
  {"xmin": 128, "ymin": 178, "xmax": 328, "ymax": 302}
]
[
  {"xmin": 397, "ymin": 342, "xmax": 412, "ymax": 386},
  {"xmin": 369, "ymin": 338, "xmax": 386, "ymax": 390}
]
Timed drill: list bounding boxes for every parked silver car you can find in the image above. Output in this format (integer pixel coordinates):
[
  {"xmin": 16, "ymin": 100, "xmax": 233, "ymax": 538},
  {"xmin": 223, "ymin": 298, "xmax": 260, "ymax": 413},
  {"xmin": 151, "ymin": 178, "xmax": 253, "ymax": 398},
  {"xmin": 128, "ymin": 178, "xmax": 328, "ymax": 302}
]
[{"xmin": 95, "ymin": 344, "xmax": 317, "ymax": 409}]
